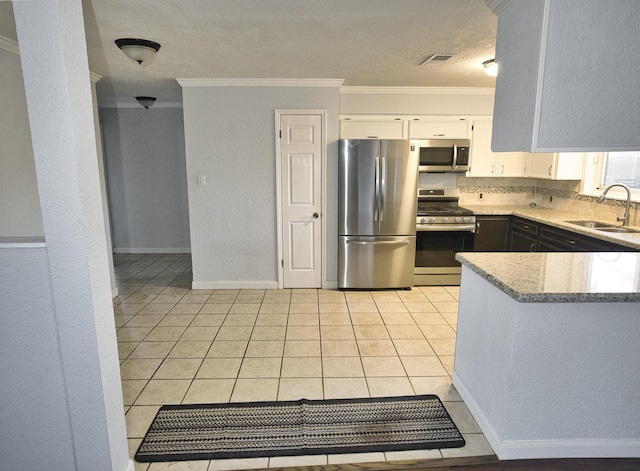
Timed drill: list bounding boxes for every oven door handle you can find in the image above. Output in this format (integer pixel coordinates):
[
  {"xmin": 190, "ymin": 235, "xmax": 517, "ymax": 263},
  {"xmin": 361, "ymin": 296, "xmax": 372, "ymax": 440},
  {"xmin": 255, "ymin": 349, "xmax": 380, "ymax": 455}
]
[
  {"xmin": 346, "ymin": 240, "xmax": 410, "ymax": 246},
  {"xmin": 417, "ymin": 224, "xmax": 476, "ymax": 233}
]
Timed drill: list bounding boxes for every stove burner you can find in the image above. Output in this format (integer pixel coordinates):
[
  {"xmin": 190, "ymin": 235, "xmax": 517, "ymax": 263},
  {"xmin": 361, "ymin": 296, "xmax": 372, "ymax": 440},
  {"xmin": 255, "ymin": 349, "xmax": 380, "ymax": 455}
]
[
  {"xmin": 417, "ymin": 204, "xmax": 473, "ymax": 216},
  {"xmin": 416, "ymin": 188, "xmax": 475, "ymax": 224}
]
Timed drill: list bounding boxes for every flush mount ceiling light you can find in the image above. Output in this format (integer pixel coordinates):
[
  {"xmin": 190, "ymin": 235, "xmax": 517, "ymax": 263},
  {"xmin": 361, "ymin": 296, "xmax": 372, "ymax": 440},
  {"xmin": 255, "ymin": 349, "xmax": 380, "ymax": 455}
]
[
  {"xmin": 115, "ymin": 38, "xmax": 161, "ymax": 64},
  {"xmin": 483, "ymin": 58, "xmax": 498, "ymax": 77},
  {"xmin": 135, "ymin": 96, "xmax": 156, "ymax": 109}
]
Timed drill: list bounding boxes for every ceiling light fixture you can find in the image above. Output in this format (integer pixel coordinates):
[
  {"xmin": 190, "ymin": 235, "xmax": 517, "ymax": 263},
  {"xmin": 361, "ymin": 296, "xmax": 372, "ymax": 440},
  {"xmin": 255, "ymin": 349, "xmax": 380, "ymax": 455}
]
[
  {"xmin": 135, "ymin": 96, "xmax": 156, "ymax": 109},
  {"xmin": 483, "ymin": 59, "xmax": 498, "ymax": 77},
  {"xmin": 115, "ymin": 38, "xmax": 161, "ymax": 65}
]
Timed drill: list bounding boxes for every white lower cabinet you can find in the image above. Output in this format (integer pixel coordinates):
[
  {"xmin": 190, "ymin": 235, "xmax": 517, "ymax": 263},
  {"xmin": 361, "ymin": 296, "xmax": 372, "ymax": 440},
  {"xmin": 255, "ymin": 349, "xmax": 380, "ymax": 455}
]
[
  {"xmin": 468, "ymin": 120, "xmax": 525, "ymax": 177},
  {"xmin": 524, "ymin": 152, "xmax": 585, "ymax": 180}
]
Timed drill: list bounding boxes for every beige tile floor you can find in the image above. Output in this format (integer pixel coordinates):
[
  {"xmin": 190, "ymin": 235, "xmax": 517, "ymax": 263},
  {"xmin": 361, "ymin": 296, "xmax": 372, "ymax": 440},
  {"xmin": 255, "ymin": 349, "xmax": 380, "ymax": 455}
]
[{"xmin": 114, "ymin": 253, "xmax": 494, "ymax": 471}]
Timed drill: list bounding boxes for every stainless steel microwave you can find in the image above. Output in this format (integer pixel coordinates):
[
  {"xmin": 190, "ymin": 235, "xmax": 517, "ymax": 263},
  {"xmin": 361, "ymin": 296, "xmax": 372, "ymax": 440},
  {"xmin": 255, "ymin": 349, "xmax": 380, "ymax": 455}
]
[{"xmin": 414, "ymin": 139, "xmax": 470, "ymax": 173}]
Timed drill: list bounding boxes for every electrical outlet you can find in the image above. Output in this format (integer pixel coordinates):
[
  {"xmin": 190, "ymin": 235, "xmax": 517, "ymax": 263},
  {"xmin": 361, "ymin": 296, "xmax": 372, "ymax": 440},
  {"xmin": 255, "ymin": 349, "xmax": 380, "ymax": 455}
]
[
  {"xmin": 479, "ymin": 193, "xmax": 483, "ymax": 199},
  {"xmin": 549, "ymin": 196, "xmax": 553, "ymax": 203},
  {"xmin": 197, "ymin": 175, "xmax": 207, "ymax": 186}
]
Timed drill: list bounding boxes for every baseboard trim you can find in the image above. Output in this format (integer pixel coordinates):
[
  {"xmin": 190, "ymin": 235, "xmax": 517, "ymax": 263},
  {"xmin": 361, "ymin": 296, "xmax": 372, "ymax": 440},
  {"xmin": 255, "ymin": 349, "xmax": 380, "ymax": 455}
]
[
  {"xmin": 113, "ymin": 247, "xmax": 191, "ymax": 254},
  {"xmin": 453, "ymin": 373, "xmax": 640, "ymax": 460},
  {"xmin": 123, "ymin": 458, "xmax": 135, "ymax": 471},
  {"xmin": 111, "ymin": 287, "xmax": 119, "ymax": 299},
  {"xmin": 192, "ymin": 280, "xmax": 279, "ymax": 290}
]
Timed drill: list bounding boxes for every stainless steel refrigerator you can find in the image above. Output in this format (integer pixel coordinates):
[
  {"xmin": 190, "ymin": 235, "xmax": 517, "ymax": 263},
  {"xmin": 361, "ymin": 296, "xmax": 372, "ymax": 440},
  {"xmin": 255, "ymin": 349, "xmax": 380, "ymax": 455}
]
[{"xmin": 338, "ymin": 139, "xmax": 418, "ymax": 289}]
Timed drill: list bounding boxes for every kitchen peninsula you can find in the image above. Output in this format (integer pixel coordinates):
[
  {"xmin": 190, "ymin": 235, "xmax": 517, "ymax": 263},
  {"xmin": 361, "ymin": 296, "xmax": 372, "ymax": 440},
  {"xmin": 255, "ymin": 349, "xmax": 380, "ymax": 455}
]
[{"xmin": 453, "ymin": 251, "xmax": 640, "ymax": 460}]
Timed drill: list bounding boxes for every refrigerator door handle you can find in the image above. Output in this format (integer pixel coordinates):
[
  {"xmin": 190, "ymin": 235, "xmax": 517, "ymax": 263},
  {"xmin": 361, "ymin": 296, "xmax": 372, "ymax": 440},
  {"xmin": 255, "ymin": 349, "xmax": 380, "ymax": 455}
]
[
  {"xmin": 346, "ymin": 240, "xmax": 410, "ymax": 246},
  {"xmin": 379, "ymin": 157, "xmax": 386, "ymax": 223},
  {"xmin": 374, "ymin": 156, "xmax": 380, "ymax": 223}
]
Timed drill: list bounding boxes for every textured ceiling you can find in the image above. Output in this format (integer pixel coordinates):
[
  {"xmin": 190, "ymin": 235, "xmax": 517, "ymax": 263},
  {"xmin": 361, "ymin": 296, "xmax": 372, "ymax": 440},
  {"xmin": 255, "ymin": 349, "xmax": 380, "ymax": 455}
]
[{"xmin": 2, "ymin": 0, "xmax": 498, "ymax": 105}]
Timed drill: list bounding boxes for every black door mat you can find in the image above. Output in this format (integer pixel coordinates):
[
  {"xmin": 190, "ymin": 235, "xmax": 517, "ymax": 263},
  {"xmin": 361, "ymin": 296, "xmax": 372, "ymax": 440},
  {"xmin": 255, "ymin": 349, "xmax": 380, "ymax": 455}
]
[{"xmin": 135, "ymin": 394, "xmax": 465, "ymax": 463}]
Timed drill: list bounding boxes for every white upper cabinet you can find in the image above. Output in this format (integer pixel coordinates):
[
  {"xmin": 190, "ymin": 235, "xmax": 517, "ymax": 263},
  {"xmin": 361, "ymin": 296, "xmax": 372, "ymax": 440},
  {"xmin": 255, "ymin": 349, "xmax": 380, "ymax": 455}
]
[
  {"xmin": 339, "ymin": 117, "xmax": 406, "ymax": 139},
  {"xmin": 468, "ymin": 119, "xmax": 525, "ymax": 177},
  {"xmin": 408, "ymin": 119, "xmax": 470, "ymax": 140},
  {"xmin": 490, "ymin": 0, "xmax": 640, "ymax": 152},
  {"xmin": 524, "ymin": 152, "xmax": 585, "ymax": 180}
]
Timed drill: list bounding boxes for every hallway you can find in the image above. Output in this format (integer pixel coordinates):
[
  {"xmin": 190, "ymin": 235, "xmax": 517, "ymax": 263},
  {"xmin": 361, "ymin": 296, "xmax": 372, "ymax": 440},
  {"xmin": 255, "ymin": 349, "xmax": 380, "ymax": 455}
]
[{"xmin": 114, "ymin": 253, "xmax": 493, "ymax": 470}]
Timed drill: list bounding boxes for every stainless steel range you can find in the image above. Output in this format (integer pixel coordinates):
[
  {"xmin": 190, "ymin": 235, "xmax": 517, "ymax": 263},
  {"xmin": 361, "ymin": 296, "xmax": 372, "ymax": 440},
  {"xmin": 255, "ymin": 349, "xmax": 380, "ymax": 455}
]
[{"xmin": 414, "ymin": 188, "xmax": 476, "ymax": 286}]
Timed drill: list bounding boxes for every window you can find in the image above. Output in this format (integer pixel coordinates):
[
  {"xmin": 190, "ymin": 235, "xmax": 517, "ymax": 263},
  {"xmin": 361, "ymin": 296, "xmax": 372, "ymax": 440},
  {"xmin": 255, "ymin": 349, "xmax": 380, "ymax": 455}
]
[
  {"xmin": 581, "ymin": 151, "xmax": 640, "ymax": 202},
  {"xmin": 601, "ymin": 152, "xmax": 640, "ymax": 190}
]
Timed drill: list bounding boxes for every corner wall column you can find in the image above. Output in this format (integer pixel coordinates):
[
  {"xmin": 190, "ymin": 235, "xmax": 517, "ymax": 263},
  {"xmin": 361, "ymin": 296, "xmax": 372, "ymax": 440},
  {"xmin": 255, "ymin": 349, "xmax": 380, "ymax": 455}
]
[{"xmin": 13, "ymin": 0, "xmax": 130, "ymax": 470}]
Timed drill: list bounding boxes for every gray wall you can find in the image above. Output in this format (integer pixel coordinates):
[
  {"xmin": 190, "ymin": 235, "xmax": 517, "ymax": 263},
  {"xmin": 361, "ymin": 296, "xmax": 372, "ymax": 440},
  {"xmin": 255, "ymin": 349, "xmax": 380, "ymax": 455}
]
[
  {"xmin": 100, "ymin": 106, "xmax": 190, "ymax": 252},
  {"xmin": 0, "ymin": 46, "xmax": 43, "ymax": 237},
  {"xmin": 181, "ymin": 85, "xmax": 340, "ymax": 288},
  {"xmin": 0, "ymin": 248, "xmax": 76, "ymax": 469}
]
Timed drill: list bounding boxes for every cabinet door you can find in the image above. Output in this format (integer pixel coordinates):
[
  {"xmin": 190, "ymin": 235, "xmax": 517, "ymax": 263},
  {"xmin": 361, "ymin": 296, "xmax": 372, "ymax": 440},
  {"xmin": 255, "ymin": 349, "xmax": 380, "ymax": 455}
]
[
  {"xmin": 408, "ymin": 121, "xmax": 470, "ymax": 139},
  {"xmin": 497, "ymin": 152, "xmax": 526, "ymax": 177},
  {"xmin": 524, "ymin": 153, "xmax": 555, "ymax": 178},
  {"xmin": 474, "ymin": 217, "xmax": 510, "ymax": 251},
  {"xmin": 525, "ymin": 152, "xmax": 585, "ymax": 180},
  {"xmin": 553, "ymin": 152, "xmax": 585, "ymax": 180},
  {"xmin": 339, "ymin": 120, "xmax": 405, "ymax": 139},
  {"xmin": 468, "ymin": 120, "xmax": 497, "ymax": 176},
  {"xmin": 509, "ymin": 232, "xmax": 537, "ymax": 252}
]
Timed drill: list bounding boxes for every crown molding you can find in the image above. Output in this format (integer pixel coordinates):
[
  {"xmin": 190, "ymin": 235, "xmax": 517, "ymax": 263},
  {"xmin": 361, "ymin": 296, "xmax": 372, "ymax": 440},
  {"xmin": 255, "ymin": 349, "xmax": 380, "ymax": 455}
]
[
  {"xmin": 485, "ymin": 0, "xmax": 515, "ymax": 15},
  {"xmin": 0, "ymin": 35, "xmax": 19, "ymax": 55},
  {"xmin": 176, "ymin": 78, "xmax": 344, "ymax": 88},
  {"xmin": 340, "ymin": 86, "xmax": 495, "ymax": 96}
]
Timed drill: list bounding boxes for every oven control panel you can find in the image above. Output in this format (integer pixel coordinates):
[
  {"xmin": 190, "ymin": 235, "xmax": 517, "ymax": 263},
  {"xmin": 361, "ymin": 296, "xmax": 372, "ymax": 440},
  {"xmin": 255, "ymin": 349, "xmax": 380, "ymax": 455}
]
[{"xmin": 417, "ymin": 215, "xmax": 475, "ymax": 225}]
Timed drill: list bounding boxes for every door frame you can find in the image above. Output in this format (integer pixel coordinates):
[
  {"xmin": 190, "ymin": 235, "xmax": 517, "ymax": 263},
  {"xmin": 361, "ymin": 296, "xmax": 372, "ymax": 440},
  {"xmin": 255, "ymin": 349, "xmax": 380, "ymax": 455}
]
[{"xmin": 275, "ymin": 109, "xmax": 327, "ymax": 289}]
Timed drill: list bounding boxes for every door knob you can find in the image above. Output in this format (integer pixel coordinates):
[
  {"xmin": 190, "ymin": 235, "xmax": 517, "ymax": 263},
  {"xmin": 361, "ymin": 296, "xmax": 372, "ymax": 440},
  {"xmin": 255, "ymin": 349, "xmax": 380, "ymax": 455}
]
[{"xmin": 313, "ymin": 212, "xmax": 319, "ymax": 219}]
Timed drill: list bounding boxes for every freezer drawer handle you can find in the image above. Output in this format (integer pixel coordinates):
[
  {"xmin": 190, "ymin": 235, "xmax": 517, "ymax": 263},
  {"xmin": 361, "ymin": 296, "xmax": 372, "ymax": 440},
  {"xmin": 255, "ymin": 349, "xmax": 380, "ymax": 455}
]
[{"xmin": 346, "ymin": 240, "xmax": 410, "ymax": 246}]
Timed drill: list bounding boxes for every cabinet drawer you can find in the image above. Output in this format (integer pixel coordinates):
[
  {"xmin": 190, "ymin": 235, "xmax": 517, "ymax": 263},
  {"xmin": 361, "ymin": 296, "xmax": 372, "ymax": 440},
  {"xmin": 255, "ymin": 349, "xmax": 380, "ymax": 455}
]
[
  {"xmin": 511, "ymin": 218, "xmax": 539, "ymax": 236},
  {"xmin": 408, "ymin": 121, "xmax": 470, "ymax": 139},
  {"xmin": 538, "ymin": 226, "xmax": 631, "ymax": 252}
]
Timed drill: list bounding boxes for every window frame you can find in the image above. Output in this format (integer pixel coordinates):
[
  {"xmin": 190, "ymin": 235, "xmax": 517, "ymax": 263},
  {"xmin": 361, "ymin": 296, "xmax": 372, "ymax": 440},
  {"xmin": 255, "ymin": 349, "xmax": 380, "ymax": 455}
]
[{"xmin": 580, "ymin": 152, "xmax": 640, "ymax": 203}]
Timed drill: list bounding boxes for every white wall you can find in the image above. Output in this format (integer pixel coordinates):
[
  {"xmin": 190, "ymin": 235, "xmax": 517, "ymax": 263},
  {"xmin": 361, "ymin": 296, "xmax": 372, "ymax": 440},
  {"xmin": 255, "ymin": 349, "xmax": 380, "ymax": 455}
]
[
  {"xmin": 100, "ymin": 106, "xmax": 190, "ymax": 253},
  {"xmin": 181, "ymin": 84, "xmax": 339, "ymax": 288},
  {"xmin": 339, "ymin": 87, "xmax": 495, "ymax": 115},
  {"xmin": 0, "ymin": 45, "xmax": 43, "ymax": 237}
]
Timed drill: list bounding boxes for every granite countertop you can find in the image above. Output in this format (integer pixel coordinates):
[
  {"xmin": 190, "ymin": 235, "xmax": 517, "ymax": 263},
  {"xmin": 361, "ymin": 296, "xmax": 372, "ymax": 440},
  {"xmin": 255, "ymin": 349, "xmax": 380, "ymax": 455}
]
[
  {"xmin": 463, "ymin": 204, "xmax": 640, "ymax": 250},
  {"xmin": 456, "ymin": 251, "xmax": 640, "ymax": 303}
]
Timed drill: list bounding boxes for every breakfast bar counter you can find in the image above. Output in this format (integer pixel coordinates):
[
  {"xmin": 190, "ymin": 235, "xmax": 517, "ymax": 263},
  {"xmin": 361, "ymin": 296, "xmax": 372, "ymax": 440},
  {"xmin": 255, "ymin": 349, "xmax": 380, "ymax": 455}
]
[{"xmin": 452, "ymin": 252, "xmax": 640, "ymax": 460}]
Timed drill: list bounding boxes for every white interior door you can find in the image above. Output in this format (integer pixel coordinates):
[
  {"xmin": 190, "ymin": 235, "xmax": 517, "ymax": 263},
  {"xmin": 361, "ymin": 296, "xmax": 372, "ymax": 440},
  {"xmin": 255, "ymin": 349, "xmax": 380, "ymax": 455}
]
[{"xmin": 280, "ymin": 113, "xmax": 322, "ymax": 288}]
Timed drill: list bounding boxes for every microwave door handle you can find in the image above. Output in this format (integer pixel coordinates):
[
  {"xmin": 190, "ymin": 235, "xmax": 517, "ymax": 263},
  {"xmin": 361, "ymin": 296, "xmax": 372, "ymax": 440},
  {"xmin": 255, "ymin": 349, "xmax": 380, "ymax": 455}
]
[{"xmin": 452, "ymin": 145, "xmax": 458, "ymax": 169}]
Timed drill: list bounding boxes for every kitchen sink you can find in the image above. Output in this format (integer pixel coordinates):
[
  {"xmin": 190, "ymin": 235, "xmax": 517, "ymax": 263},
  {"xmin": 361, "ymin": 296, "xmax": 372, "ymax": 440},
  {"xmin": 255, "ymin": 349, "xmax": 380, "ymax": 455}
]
[
  {"xmin": 564, "ymin": 220, "xmax": 617, "ymax": 229},
  {"xmin": 565, "ymin": 220, "xmax": 640, "ymax": 234},
  {"xmin": 594, "ymin": 226, "xmax": 640, "ymax": 234}
]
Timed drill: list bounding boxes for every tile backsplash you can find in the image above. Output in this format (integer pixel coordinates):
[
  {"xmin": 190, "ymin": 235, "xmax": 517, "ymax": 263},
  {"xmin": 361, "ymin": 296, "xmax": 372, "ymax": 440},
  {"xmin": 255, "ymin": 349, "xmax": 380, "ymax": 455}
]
[{"xmin": 458, "ymin": 177, "xmax": 639, "ymax": 226}]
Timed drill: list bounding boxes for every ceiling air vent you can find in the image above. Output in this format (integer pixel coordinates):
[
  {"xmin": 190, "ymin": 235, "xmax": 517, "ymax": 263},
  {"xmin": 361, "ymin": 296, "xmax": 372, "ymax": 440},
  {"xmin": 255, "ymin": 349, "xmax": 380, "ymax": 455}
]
[{"xmin": 420, "ymin": 54, "xmax": 453, "ymax": 66}]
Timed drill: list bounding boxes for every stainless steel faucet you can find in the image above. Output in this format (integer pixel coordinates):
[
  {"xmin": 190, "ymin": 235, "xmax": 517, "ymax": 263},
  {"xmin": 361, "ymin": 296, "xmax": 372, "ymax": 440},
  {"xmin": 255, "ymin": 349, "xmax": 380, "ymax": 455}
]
[{"xmin": 596, "ymin": 183, "xmax": 632, "ymax": 226}]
